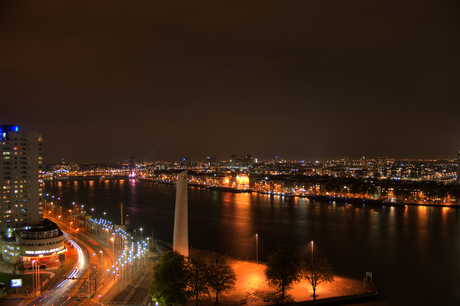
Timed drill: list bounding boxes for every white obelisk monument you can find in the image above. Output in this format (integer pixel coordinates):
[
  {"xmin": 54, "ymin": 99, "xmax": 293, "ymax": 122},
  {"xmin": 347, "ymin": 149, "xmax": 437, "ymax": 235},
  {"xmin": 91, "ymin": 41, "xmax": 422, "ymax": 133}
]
[{"xmin": 173, "ymin": 170, "xmax": 189, "ymax": 256}]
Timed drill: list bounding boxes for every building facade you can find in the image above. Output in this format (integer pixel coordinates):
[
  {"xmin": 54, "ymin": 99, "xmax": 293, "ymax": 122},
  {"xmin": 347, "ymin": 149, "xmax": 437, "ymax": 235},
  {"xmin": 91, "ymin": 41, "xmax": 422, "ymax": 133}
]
[
  {"xmin": 1, "ymin": 219, "xmax": 66, "ymax": 263},
  {"xmin": 0, "ymin": 125, "xmax": 44, "ymax": 230}
]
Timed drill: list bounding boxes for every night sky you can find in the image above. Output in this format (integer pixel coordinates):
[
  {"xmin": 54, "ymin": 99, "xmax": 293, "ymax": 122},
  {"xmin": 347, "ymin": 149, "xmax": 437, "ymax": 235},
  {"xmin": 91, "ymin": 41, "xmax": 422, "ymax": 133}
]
[{"xmin": 1, "ymin": 1, "xmax": 460, "ymax": 163}]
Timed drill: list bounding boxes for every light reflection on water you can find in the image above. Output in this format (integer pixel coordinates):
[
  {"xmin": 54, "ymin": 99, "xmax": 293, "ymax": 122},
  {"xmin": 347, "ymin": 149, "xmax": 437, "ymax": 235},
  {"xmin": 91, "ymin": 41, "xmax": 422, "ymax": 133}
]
[{"xmin": 44, "ymin": 178, "xmax": 460, "ymax": 305}]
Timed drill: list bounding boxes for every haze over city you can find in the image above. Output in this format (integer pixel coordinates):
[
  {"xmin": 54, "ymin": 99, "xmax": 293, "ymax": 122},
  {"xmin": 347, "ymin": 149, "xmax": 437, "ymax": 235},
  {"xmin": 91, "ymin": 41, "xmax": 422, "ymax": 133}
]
[{"xmin": 1, "ymin": 1, "xmax": 460, "ymax": 163}]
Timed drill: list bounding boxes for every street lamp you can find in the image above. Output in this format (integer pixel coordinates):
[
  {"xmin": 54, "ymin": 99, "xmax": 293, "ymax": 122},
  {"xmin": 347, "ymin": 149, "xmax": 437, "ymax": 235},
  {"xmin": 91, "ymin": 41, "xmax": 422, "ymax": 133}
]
[
  {"xmin": 311, "ymin": 240, "xmax": 314, "ymax": 261},
  {"xmin": 32, "ymin": 260, "xmax": 35, "ymax": 295},
  {"xmin": 111, "ymin": 237, "xmax": 115, "ymax": 279},
  {"xmin": 111, "ymin": 237, "xmax": 115, "ymax": 262},
  {"xmin": 33, "ymin": 260, "xmax": 40, "ymax": 297},
  {"xmin": 76, "ymin": 228, "xmax": 79, "ymax": 241},
  {"xmin": 69, "ymin": 222, "xmax": 73, "ymax": 242},
  {"xmin": 117, "ymin": 271, "xmax": 120, "ymax": 291},
  {"xmin": 99, "ymin": 250, "xmax": 104, "ymax": 269},
  {"xmin": 140, "ymin": 228, "xmax": 143, "ymax": 242},
  {"xmin": 256, "ymin": 233, "xmax": 258, "ymax": 264}
]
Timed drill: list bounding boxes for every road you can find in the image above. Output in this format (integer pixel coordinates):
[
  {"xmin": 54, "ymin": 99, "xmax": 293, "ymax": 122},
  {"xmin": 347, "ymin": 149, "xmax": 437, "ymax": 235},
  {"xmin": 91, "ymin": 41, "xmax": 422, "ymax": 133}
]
[
  {"xmin": 25, "ymin": 238, "xmax": 88, "ymax": 306},
  {"xmin": 27, "ymin": 219, "xmax": 116, "ymax": 306},
  {"xmin": 15, "ymin": 215, "xmax": 153, "ymax": 306}
]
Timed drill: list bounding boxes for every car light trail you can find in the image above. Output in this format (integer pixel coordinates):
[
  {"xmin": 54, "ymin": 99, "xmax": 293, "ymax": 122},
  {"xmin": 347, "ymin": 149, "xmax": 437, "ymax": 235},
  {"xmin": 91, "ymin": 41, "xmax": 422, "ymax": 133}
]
[{"xmin": 57, "ymin": 239, "xmax": 85, "ymax": 288}]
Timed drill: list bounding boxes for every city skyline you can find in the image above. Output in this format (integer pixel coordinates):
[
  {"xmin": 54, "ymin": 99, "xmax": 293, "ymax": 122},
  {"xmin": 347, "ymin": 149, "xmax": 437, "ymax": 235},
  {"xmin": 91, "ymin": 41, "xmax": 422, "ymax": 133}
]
[{"xmin": 1, "ymin": 1, "xmax": 460, "ymax": 163}]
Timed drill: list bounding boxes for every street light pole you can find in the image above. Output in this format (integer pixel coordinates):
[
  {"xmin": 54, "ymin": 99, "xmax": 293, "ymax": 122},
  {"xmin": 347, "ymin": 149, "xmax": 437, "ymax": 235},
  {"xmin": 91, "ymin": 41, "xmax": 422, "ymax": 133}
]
[
  {"xmin": 32, "ymin": 260, "xmax": 35, "ymax": 296},
  {"xmin": 69, "ymin": 222, "xmax": 73, "ymax": 243},
  {"xmin": 111, "ymin": 237, "xmax": 115, "ymax": 265},
  {"xmin": 35, "ymin": 262, "xmax": 40, "ymax": 297},
  {"xmin": 116, "ymin": 267, "xmax": 119, "ymax": 292},
  {"xmin": 100, "ymin": 250, "xmax": 104, "ymax": 266},
  {"xmin": 311, "ymin": 240, "xmax": 314, "ymax": 261},
  {"xmin": 113, "ymin": 237, "xmax": 117, "ymax": 281},
  {"xmin": 256, "ymin": 233, "xmax": 258, "ymax": 264}
]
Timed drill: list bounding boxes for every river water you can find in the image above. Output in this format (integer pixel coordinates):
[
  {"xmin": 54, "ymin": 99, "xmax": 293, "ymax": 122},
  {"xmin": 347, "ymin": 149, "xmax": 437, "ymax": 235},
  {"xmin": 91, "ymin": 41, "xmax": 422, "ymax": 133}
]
[{"xmin": 44, "ymin": 178, "xmax": 460, "ymax": 305}]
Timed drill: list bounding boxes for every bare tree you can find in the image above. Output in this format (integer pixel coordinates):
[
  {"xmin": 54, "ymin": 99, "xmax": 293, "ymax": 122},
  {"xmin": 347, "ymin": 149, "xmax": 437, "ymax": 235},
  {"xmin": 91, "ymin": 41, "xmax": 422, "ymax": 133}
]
[
  {"xmin": 187, "ymin": 255, "xmax": 210, "ymax": 306},
  {"xmin": 265, "ymin": 245, "xmax": 302, "ymax": 300},
  {"xmin": 302, "ymin": 253, "xmax": 334, "ymax": 300},
  {"xmin": 207, "ymin": 258, "xmax": 236, "ymax": 304}
]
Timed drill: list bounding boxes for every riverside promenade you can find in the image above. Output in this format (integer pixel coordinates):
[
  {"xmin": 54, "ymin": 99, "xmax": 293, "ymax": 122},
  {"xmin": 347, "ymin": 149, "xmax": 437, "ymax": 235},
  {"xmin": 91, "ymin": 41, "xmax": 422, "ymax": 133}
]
[{"xmin": 154, "ymin": 243, "xmax": 379, "ymax": 306}]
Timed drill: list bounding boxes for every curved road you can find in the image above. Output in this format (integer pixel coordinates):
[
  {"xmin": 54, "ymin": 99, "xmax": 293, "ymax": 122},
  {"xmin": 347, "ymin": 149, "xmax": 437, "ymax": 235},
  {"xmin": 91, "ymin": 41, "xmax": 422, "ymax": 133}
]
[
  {"xmin": 26, "ymin": 219, "xmax": 119, "ymax": 306},
  {"xmin": 26, "ymin": 239, "xmax": 87, "ymax": 306}
]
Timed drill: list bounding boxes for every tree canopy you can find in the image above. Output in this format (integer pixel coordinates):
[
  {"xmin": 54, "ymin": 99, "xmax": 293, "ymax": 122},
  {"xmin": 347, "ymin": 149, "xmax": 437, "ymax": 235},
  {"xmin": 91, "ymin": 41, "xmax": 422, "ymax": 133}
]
[
  {"xmin": 150, "ymin": 252, "xmax": 237, "ymax": 305},
  {"xmin": 265, "ymin": 245, "xmax": 302, "ymax": 300},
  {"xmin": 150, "ymin": 251, "xmax": 190, "ymax": 306}
]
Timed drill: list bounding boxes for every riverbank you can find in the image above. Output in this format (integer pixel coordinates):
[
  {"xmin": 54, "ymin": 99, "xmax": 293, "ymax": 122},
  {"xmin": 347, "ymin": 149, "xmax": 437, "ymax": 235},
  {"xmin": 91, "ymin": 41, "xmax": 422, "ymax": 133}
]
[
  {"xmin": 307, "ymin": 194, "xmax": 460, "ymax": 209},
  {"xmin": 144, "ymin": 178, "xmax": 460, "ymax": 209},
  {"xmin": 49, "ymin": 176, "xmax": 460, "ymax": 209}
]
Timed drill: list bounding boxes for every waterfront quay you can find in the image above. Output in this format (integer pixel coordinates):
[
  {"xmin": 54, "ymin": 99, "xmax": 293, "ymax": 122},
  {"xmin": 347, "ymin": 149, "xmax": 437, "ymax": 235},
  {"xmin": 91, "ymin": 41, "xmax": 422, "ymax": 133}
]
[
  {"xmin": 45, "ymin": 171, "xmax": 460, "ymax": 208},
  {"xmin": 147, "ymin": 174, "xmax": 460, "ymax": 208},
  {"xmin": 157, "ymin": 242, "xmax": 378, "ymax": 306}
]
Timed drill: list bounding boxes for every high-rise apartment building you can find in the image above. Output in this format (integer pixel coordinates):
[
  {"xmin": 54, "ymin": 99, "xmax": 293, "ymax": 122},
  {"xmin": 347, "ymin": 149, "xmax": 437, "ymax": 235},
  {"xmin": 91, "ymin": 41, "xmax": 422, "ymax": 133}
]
[
  {"xmin": 0, "ymin": 125, "xmax": 44, "ymax": 232},
  {"xmin": 0, "ymin": 125, "xmax": 65, "ymax": 264}
]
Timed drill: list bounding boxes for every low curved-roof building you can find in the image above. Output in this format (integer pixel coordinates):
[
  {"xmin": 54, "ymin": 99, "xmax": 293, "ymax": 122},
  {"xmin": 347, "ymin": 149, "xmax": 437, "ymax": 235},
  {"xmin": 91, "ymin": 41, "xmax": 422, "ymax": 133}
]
[{"xmin": 0, "ymin": 219, "xmax": 66, "ymax": 264}]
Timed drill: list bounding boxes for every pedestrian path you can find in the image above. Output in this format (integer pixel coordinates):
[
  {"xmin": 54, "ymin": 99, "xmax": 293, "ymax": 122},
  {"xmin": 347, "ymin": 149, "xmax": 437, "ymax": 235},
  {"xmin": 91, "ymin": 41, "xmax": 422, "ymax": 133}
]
[
  {"xmin": 107, "ymin": 258, "xmax": 155, "ymax": 305},
  {"xmin": 122, "ymin": 270, "xmax": 149, "ymax": 303}
]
